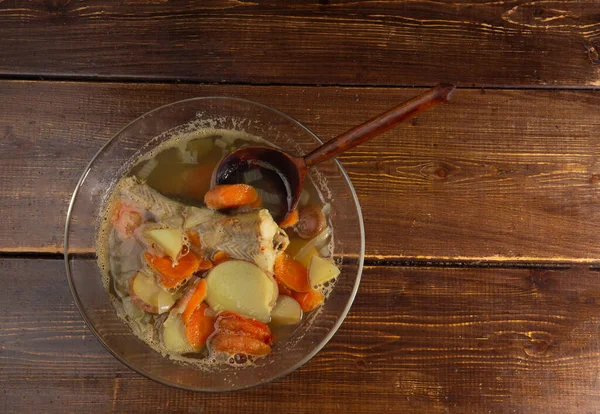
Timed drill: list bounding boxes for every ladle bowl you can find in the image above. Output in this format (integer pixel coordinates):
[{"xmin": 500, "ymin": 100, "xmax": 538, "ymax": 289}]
[{"xmin": 213, "ymin": 83, "xmax": 456, "ymax": 222}]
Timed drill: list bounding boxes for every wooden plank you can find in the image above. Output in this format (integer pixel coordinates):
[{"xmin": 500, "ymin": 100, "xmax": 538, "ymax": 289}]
[
  {"xmin": 1, "ymin": 1, "xmax": 599, "ymax": 87},
  {"xmin": 2, "ymin": 81, "xmax": 600, "ymax": 261},
  {"xmin": 3, "ymin": 259, "xmax": 600, "ymax": 412}
]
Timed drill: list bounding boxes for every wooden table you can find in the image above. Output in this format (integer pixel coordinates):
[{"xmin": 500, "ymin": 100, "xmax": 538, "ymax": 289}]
[{"xmin": 2, "ymin": 1, "xmax": 600, "ymax": 412}]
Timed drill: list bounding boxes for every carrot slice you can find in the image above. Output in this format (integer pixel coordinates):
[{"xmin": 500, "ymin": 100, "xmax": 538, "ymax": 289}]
[
  {"xmin": 197, "ymin": 257, "xmax": 213, "ymax": 273},
  {"xmin": 210, "ymin": 333, "xmax": 271, "ymax": 356},
  {"xmin": 216, "ymin": 312, "xmax": 272, "ymax": 344},
  {"xmin": 292, "ymin": 289, "xmax": 324, "ymax": 312},
  {"xmin": 185, "ymin": 302, "xmax": 215, "ymax": 350},
  {"xmin": 204, "ymin": 184, "xmax": 259, "ymax": 210},
  {"xmin": 279, "ymin": 209, "xmax": 299, "ymax": 228},
  {"xmin": 186, "ymin": 230, "xmax": 202, "ymax": 248},
  {"xmin": 183, "ymin": 232, "xmax": 213, "ymax": 272},
  {"xmin": 144, "ymin": 252, "xmax": 199, "ymax": 289},
  {"xmin": 212, "ymin": 251, "xmax": 230, "ymax": 265},
  {"xmin": 182, "ymin": 279, "xmax": 208, "ymax": 323},
  {"xmin": 274, "ymin": 253, "xmax": 311, "ymax": 293}
]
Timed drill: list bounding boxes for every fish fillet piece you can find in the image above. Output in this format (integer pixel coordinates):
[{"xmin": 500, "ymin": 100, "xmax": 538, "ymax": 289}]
[
  {"xmin": 118, "ymin": 177, "xmax": 187, "ymax": 227},
  {"xmin": 185, "ymin": 208, "xmax": 289, "ymax": 273},
  {"xmin": 118, "ymin": 177, "xmax": 288, "ymax": 273}
]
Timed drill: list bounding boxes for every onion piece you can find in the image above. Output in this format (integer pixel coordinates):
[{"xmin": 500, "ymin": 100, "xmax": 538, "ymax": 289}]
[
  {"xmin": 214, "ymin": 139, "xmax": 227, "ymax": 149},
  {"xmin": 299, "ymin": 190, "xmax": 310, "ymax": 207},
  {"xmin": 243, "ymin": 168, "xmax": 263, "ymax": 184},
  {"xmin": 255, "ymin": 188, "xmax": 281, "ymax": 206},
  {"xmin": 296, "ymin": 205, "xmax": 326, "ymax": 239},
  {"xmin": 136, "ymin": 158, "xmax": 158, "ymax": 180},
  {"xmin": 293, "ymin": 226, "xmax": 331, "ymax": 265}
]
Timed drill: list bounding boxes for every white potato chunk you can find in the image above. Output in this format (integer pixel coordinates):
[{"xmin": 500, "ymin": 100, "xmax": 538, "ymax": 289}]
[
  {"xmin": 309, "ymin": 255, "xmax": 340, "ymax": 287},
  {"xmin": 130, "ymin": 271, "xmax": 176, "ymax": 314},
  {"xmin": 156, "ymin": 290, "xmax": 176, "ymax": 314},
  {"xmin": 270, "ymin": 295, "xmax": 303, "ymax": 325},
  {"xmin": 205, "ymin": 260, "xmax": 277, "ymax": 322},
  {"xmin": 162, "ymin": 311, "xmax": 193, "ymax": 354},
  {"xmin": 144, "ymin": 228, "xmax": 184, "ymax": 260}
]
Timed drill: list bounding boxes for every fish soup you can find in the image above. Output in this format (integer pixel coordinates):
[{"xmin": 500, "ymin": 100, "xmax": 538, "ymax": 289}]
[{"xmin": 97, "ymin": 129, "xmax": 340, "ymax": 368}]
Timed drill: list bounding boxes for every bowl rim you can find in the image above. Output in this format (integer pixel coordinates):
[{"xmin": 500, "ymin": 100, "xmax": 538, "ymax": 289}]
[{"xmin": 64, "ymin": 96, "xmax": 365, "ymax": 392}]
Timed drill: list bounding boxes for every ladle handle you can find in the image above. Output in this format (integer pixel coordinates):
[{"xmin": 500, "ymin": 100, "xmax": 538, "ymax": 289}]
[{"xmin": 303, "ymin": 83, "xmax": 456, "ymax": 167}]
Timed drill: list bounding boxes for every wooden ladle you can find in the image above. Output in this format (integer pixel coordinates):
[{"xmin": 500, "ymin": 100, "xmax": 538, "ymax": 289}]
[{"xmin": 212, "ymin": 83, "xmax": 456, "ymax": 222}]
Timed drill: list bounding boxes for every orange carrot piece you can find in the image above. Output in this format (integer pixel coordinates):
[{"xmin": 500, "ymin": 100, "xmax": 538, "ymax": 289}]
[
  {"xmin": 279, "ymin": 209, "xmax": 299, "ymax": 228},
  {"xmin": 186, "ymin": 230, "xmax": 202, "ymax": 248},
  {"xmin": 184, "ymin": 231, "xmax": 212, "ymax": 271},
  {"xmin": 185, "ymin": 302, "xmax": 215, "ymax": 350},
  {"xmin": 210, "ymin": 333, "xmax": 271, "ymax": 356},
  {"xmin": 204, "ymin": 184, "xmax": 259, "ymax": 210},
  {"xmin": 274, "ymin": 253, "xmax": 311, "ymax": 293},
  {"xmin": 182, "ymin": 279, "xmax": 208, "ymax": 323},
  {"xmin": 216, "ymin": 312, "xmax": 272, "ymax": 344},
  {"xmin": 212, "ymin": 251, "xmax": 230, "ymax": 265},
  {"xmin": 197, "ymin": 257, "xmax": 213, "ymax": 273},
  {"xmin": 144, "ymin": 252, "xmax": 199, "ymax": 289},
  {"xmin": 292, "ymin": 289, "xmax": 324, "ymax": 312}
]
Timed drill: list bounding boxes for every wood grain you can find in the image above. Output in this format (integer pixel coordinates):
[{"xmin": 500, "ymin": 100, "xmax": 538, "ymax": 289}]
[
  {"xmin": 2, "ymin": 81, "xmax": 600, "ymax": 261},
  {"xmin": 3, "ymin": 259, "xmax": 600, "ymax": 412},
  {"xmin": 1, "ymin": 1, "xmax": 599, "ymax": 87}
]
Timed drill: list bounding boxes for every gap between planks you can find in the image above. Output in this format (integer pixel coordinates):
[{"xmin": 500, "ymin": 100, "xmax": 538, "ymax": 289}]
[
  {"xmin": 4, "ymin": 249, "xmax": 600, "ymax": 270},
  {"xmin": 1, "ymin": 75, "xmax": 600, "ymax": 92}
]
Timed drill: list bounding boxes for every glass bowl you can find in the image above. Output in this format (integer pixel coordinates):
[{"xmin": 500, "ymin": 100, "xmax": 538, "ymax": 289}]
[{"xmin": 64, "ymin": 97, "xmax": 364, "ymax": 391}]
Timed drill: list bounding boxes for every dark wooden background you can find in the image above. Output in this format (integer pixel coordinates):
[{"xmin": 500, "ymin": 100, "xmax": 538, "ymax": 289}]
[{"xmin": 2, "ymin": 1, "xmax": 600, "ymax": 412}]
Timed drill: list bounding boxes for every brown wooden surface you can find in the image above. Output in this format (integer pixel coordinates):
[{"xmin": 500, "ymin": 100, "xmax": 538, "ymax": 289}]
[
  {"xmin": 2, "ymin": 81, "xmax": 600, "ymax": 261},
  {"xmin": 4, "ymin": 260, "xmax": 600, "ymax": 413},
  {"xmin": 1, "ymin": 1, "xmax": 600, "ymax": 87},
  {"xmin": 3, "ymin": 1, "xmax": 600, "ymax": 411}
]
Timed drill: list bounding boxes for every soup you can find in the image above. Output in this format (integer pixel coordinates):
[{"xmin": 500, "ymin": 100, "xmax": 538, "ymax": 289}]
[{"xmin": 97, "ymin": 128, "xmax": 340, "ymax": 368}]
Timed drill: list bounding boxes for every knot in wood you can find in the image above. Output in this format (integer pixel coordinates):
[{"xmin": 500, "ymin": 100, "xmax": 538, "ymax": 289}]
[
  {"xmin": 524, "ymin": 331, "xmax": 553, "ymax": 357},
  {"xmin": 583, "ymin": 40, "xmax": 600, "ymax": 65},
  {"xmin": 420, "ymin": 161, "xmax": 458, "ymax": 181}
]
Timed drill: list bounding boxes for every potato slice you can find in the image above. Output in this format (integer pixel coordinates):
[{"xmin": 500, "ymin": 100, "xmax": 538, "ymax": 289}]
[
  {"xmin": 308, "ymin": 256, "xmax": 340, "ymax": 287},
  {"xmin": 129, "ymin": 271, "xmax": 176, "ymax": 314},
  {"xmin": 270, "ymin": 295, "xmax": 303, "ymax": 325},
  {"xmin": 144, "ymin": 228, "xmax": 184, "ymax": 260},
  {"xmin": 162, "ymin": 311, "xmax": 194, "ymax": 354},
  {"xmin": 205, "ymin": 260, "xmax": 277, "ymax": 323},
  {"xmin": 156, "ymin": 290, "xmax": 177, "ymax": 314},
  {"xmin": 294, "ymin": 245, "xmax": 318, "ymax": 268}
]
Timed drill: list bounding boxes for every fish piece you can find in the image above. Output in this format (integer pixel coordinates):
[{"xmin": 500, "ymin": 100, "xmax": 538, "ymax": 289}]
[
  {"xmin": 187, "ymin": 208, "xmax": 289, "ymax": 273},
  {"xmin": 118, "ymin": 176, "xmax": 187, "ymax": 227},
  {"xmin": 118, "ymin": 179, "xmax": 289, "ymax": 274}
]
